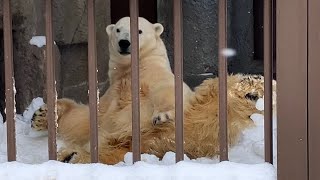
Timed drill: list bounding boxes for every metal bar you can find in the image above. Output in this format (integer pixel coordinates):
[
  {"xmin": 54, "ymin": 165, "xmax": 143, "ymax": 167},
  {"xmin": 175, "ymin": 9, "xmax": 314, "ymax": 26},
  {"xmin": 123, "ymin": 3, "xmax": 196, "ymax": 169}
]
[
  {"xmin": 87, "ymin": 0, "xmax": 99, "ymax": 163},
  {"xmin": 263, "ymin": 0, "xmax": 273, "ymax": 164},
  {"xmin": 45, "ymin": 0, "xmax": 57, "ymax": 160},
  {"xmin": 3, "ymin": 0, "xmax": 16, "ymax": 162},
  {"xmin": 218, "ymin": 0, "xmax": 228, "ymax": 161},
  {"xmin": 308, "ymin": 0, "xmax": 320, "ymax": 179},
  {"xmin": 277, "ymin": 0, "xmax": 308, "ymax": 179},
  {"xmin": 129, "ymin": 0, "xmax": 141, "ymax": 163},
  {"xmin": 173, "ymin": 0, "xmax": 184, "ymax": 163}
]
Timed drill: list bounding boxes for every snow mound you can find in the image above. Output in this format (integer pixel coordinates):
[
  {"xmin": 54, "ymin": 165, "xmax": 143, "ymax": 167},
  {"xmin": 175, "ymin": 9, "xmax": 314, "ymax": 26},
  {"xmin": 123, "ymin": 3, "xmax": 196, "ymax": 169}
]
[
  {"xmin": 0, "ymin": 161, "xmax": 276, "ymax": 180},
  {"xmin": 29, "ymin": 36, "xmax": 46, "ymax": 48},
  {"xmin": 29, "ymin": 36, "xmax": 56, "ymax": 48}
]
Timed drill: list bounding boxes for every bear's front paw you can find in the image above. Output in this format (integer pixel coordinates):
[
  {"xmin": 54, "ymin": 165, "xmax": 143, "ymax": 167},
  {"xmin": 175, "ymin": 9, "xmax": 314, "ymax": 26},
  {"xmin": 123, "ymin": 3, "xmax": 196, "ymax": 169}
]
[
  {"xmin": 31, "ymin": 104, "xmax": 48, "ymax": 131},
  {"xmin": 57, "ymin": 148, "xmax": 76, "ymax": 163},
  {"xmin": 152, "ymin": 110, "xmax": 174, "ymax": 125},
  {"xmin": 58, "ymin": 148, "xmax": 90, "ymax": 164}
]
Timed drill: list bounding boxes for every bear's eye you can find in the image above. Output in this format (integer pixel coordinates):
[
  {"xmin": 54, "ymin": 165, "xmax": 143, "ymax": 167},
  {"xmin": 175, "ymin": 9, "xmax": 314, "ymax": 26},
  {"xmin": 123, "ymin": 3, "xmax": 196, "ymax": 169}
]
[
  {"xmin": 139, "ymin": 30, "xmax": 142, "ymax": 34},
  {"xmin": 116, "ymin": 28, "xmax": 120, "ymax": 33}
]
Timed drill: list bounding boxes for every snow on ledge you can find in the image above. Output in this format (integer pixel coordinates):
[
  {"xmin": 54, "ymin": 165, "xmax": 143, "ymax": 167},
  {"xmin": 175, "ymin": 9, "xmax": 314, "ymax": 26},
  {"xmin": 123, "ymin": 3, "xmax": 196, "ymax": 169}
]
[
  {"xmin": 29, "ymin": 36, "xmax": 56, "ymax": 48},
  {"xmin": 0, "ymin": 161, "xmax": 276, "ymax": 180}
]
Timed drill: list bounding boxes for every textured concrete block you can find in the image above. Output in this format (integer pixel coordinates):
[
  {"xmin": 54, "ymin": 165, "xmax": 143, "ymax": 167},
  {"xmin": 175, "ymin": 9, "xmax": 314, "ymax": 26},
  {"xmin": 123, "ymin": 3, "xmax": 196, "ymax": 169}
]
[{"xmin": 158, "ymin": 0, "xmax": 257, "ymax": 88}]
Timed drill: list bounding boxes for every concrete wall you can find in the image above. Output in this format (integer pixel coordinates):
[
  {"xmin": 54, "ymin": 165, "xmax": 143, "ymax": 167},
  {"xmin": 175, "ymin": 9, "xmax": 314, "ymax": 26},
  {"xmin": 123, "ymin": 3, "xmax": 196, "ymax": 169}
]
[
  {"xmin": 0, "ymin": 0, "xmax": 264, "ymax": 117},
  {"xmin": 0, "ymin": 0, "xmax": 111, "ymax": 114},
  {"xmin": 158, "ymin": 0, "xmax": 263, "ymax": 88}
]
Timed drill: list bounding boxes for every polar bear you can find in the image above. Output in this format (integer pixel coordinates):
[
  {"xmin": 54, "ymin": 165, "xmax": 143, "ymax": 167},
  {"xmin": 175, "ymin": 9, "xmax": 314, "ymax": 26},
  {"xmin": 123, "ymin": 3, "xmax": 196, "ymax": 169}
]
[
  {"xmin": 104, "ymin": 17, "xmax": 193, "ymax": 124},
  {"xmin": 31, "ymin": 17, "xmax": 193, "ymax": 164},
  {"xmin": 31, "ymin": 17, "xmax": 275, "ymax": 164}
]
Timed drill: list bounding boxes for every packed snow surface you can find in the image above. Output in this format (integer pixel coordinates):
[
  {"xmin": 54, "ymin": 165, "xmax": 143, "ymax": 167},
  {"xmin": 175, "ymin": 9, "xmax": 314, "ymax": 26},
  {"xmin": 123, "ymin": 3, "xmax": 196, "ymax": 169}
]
[{"xmin": 0, "ymin": 97, "xmax": 277, "ymax": 179}]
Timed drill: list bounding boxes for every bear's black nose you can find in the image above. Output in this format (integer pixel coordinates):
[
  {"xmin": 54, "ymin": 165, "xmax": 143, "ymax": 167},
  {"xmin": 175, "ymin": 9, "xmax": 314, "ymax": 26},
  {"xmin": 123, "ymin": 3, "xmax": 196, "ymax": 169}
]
[{"xmin": 118, "ymin": 40, "xmax": 131, "ymax": 50}]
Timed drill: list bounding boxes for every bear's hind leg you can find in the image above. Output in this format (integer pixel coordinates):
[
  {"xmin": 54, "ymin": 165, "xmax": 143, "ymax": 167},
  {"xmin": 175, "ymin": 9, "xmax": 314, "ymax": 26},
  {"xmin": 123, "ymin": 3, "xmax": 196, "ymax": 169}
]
[{"xmin": 31, "ymin": 98, "xmax": 79, "ymax": 131}]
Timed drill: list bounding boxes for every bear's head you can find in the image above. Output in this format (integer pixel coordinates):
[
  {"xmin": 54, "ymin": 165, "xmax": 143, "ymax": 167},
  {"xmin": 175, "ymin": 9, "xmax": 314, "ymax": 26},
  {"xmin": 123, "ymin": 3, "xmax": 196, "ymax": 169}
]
[{"xmin": 106, "ymin": 17, "xmax": 164, "ymax": 57}]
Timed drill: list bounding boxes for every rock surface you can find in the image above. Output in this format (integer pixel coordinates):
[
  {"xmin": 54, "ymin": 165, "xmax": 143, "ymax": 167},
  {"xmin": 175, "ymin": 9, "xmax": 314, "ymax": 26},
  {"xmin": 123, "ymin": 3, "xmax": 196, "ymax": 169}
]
[{"xmin": 0, "ymin": 0, "xmax": 110, "ymax": 114}]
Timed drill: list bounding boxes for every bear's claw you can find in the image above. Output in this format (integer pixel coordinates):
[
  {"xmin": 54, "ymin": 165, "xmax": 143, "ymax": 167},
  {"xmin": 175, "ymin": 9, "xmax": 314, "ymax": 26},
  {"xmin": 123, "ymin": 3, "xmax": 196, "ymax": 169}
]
[
  {"xmin": 152, "ymin": 111, "xmax": 173, "ymax": 125},
  {"xmin": 62, "ymin": 152, "xmax": 78, "ymax": 163}
]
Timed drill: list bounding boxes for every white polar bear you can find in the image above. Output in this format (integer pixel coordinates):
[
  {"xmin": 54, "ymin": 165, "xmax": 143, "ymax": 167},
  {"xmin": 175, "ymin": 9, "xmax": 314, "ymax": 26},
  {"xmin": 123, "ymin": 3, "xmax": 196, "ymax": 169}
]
[
  {"xmin": 31, "ymin": 17, "xmax": 194, "ymax": 164},
  {"xmin": 105, "ymin": 17, "xmax": 194, "ymax": 125},
  {"xmin": 32, "ymin": 17, "xmax": 266, "ymax": 165}
]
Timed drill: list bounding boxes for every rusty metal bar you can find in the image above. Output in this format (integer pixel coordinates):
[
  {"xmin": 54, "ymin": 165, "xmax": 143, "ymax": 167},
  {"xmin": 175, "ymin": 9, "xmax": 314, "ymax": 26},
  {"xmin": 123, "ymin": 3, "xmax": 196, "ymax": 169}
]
[
  {"xmin": 173, "ymin": 0, "xmax": 184, "ymax": 162},
  {"xmin": 87, "ymin": 0, "xmax": 99, "ymax": 163},
  {"xmin": 277, "ymin": 0, "xmax": 308, "ymax": 179},
  {"xmin": 45, "ymin": 0, "xmax": 57, "ymax": 160},
  {"xmin": 218, "ymin": 0, "xmax": 228, "ymax": 161},
  {"xmin": 3, "ymin": 0, "xmax": 16, "ymax": 162},
  {"xmin": 129, "ymin": 0, "xmax": 141, "ymax": 163},
  {"xmin": 308, "ymin": 0, "xmax": 320, "ymax": 179},
  {"xmin": 263, "ymin": 0, "xmax": 273, "ymax": 164}
]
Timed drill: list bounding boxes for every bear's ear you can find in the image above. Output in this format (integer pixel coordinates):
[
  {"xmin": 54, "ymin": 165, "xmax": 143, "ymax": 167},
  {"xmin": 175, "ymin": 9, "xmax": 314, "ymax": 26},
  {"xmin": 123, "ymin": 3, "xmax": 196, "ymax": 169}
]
[
  {"xmin": 153, "ymin": 23, "xmax": 164, "ymax": 36},
  {"xmin": 106, "ymin": 24, "xmax": 115, "ymax": 36}
]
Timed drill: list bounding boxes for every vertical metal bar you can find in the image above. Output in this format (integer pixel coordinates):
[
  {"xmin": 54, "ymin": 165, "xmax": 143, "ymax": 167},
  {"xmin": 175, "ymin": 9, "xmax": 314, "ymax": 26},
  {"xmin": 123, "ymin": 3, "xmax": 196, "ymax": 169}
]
[
  {"xmin": 129, "ymin": 0, "xmax": 141, "ymax": 163},
  {"xmin": 173, "ymin": 0, "xmax": 184, "ymax": 162},
  {"xmin": 87, "ymin": 0, "xmax": 99, "ymax": 163},
  {"xmin": 308, "ymin": 0, "xmax": 320, "ymax": 179},
  {"xmin": 218, "ymin": 0, "xmax": 228, "ymax": 161},
  {"xmin": 3, "ymin": 0, "xmax": 16, "ymax": 162},
  {"xmin": 45, "ymin": 0, "xmax": 57, "ymax": 160},
  {"xmin": 263, "ymin": 0, "xmax": 273, "ymax": 164},
  {"xmin": 277, "ymin": 0, "xmax": 308, "ymax": 179}
]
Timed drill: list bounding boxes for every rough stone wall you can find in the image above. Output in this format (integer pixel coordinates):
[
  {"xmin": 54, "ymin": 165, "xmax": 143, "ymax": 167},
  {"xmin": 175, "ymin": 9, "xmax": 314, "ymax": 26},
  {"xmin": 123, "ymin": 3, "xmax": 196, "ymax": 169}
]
[
  {"xmin": 0, "ymin": 0, "xmax": 262, "ymax": 117},
  {"xmin": 0, "ymin": 0, "xmax": 110, "ymax": 114},
  {"xmin": 227, "ymin": 0, "xmax": 263, "ymax": 75},
  {"xmin": 158, "ymin": 0, "xmax": 262, "ymax": 89},
  {"xmin": 158, "ymin": 0, "xmax": 219, "ymax": 88}
]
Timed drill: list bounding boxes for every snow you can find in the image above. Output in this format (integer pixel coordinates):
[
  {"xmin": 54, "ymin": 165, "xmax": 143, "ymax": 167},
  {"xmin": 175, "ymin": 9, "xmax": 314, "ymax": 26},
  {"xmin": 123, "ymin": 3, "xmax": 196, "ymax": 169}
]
[
  {"xmin": 0, "ymin": 98, "xmax": 48, "ymax": 163},
  {"xmin": 256, "ymin": 98, "xmax": 264, "ymax": 111},
  {"xmin": 199, "ymin": 73, "xmax": 214, "ymax": 76},
  {"xmin": 0, "ymin": 161, "xmax": 276, "ymax": 180},
  {"xmin": 29, "ymin": 36, "xmax": 56, "ymax": 48},
  {"xmin": 221, "ymin": 48, "xmax": 237, "ymax": 57},
  {"xmin": 29, "ymin": 36, "xmax": 46, "ymax": 48},
  {"xmin": 21, "ymin": 97, "xmax": 44, "ymax": 123},
  {"xmin": 0, "ymin": 97, "xmax": 277, "ymax": 179}
]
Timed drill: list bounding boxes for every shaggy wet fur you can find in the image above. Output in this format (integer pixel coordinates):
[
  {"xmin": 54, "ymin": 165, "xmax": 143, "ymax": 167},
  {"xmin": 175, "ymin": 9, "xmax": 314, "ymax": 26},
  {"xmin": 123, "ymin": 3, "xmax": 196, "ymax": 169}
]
[{"xmin": 32, "ymin": 74, "xmax": 270, "ymax": 164}]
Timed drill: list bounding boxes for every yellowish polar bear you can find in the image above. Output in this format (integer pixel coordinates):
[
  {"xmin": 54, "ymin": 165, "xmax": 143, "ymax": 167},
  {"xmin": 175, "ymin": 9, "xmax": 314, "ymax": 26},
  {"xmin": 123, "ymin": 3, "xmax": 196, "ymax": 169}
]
[{"xmin": 31, "ymin": 17, "xmax": 270, "ymax": 164}]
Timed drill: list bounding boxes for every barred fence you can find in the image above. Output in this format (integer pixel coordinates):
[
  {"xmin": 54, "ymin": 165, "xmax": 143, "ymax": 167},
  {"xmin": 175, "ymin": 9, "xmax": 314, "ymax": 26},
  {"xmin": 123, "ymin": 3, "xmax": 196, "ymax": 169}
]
[{"xmin": 2, "ymin": 0, "xmax": 320, "ymax": 180}]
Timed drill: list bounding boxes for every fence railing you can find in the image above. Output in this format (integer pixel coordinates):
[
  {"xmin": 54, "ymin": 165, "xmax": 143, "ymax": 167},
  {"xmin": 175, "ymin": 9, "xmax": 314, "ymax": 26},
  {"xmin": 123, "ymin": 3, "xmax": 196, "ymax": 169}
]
[
  {"xmin": 2, "ymin": 0, "xmax": 274, "ymax": 167},
  {"xmin": 3, "ymin": 0, "xmax": 16, "ymax": 162},
  {"xmin": 45, "ymin": 0, "xmax": 57, "ymax": 161},
  {"xmin": 218, "ymin": 0, "xmax": 228, "ymax": 161},
  {"xmin": 263, "ymin": 0, "xmax": 274, "ymax": 164},
  {"xmin": 87, "ymin": 0, "xmax": 99, "ymax": 163},
  {"xmin": 172, "ymin": 0, "xmax": 184, "ymax": 162}
]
